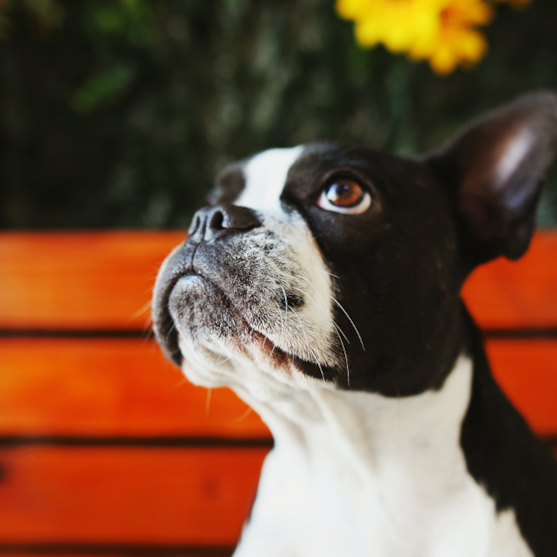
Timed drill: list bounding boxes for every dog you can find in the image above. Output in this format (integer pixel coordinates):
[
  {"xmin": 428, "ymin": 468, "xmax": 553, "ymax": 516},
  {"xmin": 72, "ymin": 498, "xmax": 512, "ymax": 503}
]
[{"xmin": 152, "ymin": 92, "xmax": 557, "ymax": 557}]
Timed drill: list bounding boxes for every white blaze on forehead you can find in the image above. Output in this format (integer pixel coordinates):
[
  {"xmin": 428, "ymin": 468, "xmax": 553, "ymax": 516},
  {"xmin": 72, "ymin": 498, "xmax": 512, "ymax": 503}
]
[
  {"xmin": 235, "ymin": 145, "xmax": 338, "ymax": 372},
  {"xmin": 238, "ymin": 146, "xmax": 305, "ymax": 211}
]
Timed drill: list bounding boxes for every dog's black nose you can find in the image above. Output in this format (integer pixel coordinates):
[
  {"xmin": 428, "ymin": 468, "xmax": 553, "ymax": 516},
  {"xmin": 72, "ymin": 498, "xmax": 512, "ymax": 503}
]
[{"xmin": 188, "ymin": 204, "xmax": 261, "ymax": 243}]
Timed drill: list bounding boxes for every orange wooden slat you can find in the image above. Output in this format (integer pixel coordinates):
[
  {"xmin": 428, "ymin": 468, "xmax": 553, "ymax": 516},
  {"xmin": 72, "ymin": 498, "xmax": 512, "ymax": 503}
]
[
  {"xmin": 0, "ymin": 552, "xmax": 232, "ymax": 557},
  {"xmin": 487, "ymin": 339, "xmax": 557, "ymax": 437},
  {"xmin": 0, "ymin": 447, "xmax": 266, "ymax": 544},
  {"xmin": 0, "ymin": 231, "xmax": 556, "ymax": 330},
  {"xmin": 0, "ymin": 338, "xmax": 268, "ymax": 438},
  {"xmin": 0, "ymin": 552, "xmax": 230, "ymax": 557},
  {"xmin": 0, "ymin": 232, "xmax": 185, "ymax": 329},
  {"xmin": 463, "ymin": 231, "xmax": 557, "ymax": 329},
  {"xmin": 0, "ymin": 338, "xmax": 555, "ymax": 438}
]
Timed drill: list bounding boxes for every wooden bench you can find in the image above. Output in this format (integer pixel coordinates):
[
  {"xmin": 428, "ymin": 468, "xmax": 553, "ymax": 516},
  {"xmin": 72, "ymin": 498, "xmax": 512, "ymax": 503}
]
[{"xmin": 0, "ymin": 231, "xmax": 556, "ymax": 557}]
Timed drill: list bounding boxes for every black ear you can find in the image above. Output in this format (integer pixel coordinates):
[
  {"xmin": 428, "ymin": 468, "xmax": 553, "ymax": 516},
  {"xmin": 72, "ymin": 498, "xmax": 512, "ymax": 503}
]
[{"xmin": 427, "ymin": 91, "xmax": 557, "ymax": 266}]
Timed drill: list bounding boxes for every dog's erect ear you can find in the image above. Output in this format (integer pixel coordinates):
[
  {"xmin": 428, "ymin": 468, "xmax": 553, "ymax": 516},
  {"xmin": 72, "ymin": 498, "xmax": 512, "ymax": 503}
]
[{"xmin": 427, "ymin": 91, "xmax": 557, "ymax": 266}]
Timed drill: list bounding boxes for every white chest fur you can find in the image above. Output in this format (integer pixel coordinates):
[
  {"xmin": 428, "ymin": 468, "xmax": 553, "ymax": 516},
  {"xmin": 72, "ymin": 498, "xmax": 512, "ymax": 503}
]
[{"xmin": 233, "ymin": 356, "xmax": 533, "ymax": 557}]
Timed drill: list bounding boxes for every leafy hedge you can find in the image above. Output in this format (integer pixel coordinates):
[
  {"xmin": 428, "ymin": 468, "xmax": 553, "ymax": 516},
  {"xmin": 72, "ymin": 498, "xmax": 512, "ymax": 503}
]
[{"xmin": 1, "ymin": 0, "xmax": 556, "ymax": 228}]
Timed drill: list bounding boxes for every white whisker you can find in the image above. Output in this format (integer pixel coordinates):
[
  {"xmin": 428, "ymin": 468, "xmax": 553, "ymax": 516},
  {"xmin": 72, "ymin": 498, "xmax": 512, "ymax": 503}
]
[
  {"xmin": 294, "ymin": 273, "xmax": 331, "ymax": 309},
  {"xmin": 280, "ymin": 285, "xmax": 289, "ymax": 324},
  {"xmin": 293, "ymin": 280, "xmax": 350, "ymax": 382},
  {"xmin": 290, "ymin": 307, "xmax": 310, "ymax": 356},
  {"xmin": 315, "ymin": 359, "xmax": 325, "ymax": 381},
  {"xmin": 295, "ymin": 272, "xmax": 364, "ymax": 352},
  {"xmin": 205, "ymin": 388, "xmax": 212, "ymax": 416},
  {"xmin": 308, "ymin": 267, "xmax": 340, "ymax": 280},
  {"xmin": 130, "ymin": 300, "xmax": 152, "ymax": 322},
  {"xmin": 277, "ymin": 300, "xmax": 285, "ymax": 335},
  {"xmin": 334, "ymin": 325, "xmax": 350, "ymax": 387},
  {"xmin": 215, "ymin": 353, "xmax": 232, "ymax": 366},
  {"xmin": 233, "ymin": 406, "xmax": 253, "ymax": 423},
  {"xmin": 330, "ymin": 295, "xmax": 366, "ymax": 352},
  {"xmin": 271, "ymin": 299, "xmax": 285, "ymax": 359},
  {"xmin": 293, "ymin": 286, "xmax": 350, "ymax": 344},
  {"xmin": 174, "ymin": 376, "xmax": 189, "ymax": 388},
  {"xmin": 285, "ymin": 233, "xmax": 323, "ymax": 248},
  {"xmin": 164, "ymin": 320, "xmax": 177, "ymax": 346},
  {"xmin": 290, "ymin": 307, "xmax": 325, "ymax": 381}
]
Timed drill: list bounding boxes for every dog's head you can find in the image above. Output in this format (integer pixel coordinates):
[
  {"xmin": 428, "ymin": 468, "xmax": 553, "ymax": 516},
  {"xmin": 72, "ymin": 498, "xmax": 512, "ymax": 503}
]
[{"xmin": 152, "ymin": 92, "xmax": 557, "ymax": 399}]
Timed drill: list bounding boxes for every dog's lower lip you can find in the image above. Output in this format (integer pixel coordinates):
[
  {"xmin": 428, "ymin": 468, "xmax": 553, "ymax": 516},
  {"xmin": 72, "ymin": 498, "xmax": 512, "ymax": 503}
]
[
  {"xmin": 153, "ymin": 274, "xmax": 210, "ymax": 368},
  {"xmin": 252, "ymin": 331, "xmax": 288, "ymax": 364},
  {"xmin": 168, "ymin": 272, "xmax": 291, "ymax": 366}
]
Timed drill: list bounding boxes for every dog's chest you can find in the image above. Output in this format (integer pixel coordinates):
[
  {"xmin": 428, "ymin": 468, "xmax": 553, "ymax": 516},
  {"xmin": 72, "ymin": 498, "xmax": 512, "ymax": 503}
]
[{"xmin": 234, "ymin": 357, "xmax": 533, "ymax": 557}]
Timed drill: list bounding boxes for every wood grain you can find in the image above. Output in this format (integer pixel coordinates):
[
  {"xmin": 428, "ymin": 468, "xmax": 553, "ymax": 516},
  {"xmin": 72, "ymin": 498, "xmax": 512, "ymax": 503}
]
[
  {"xmin": 0, "ymin": 546, "xmax": 232, "ymax": 557},
  {"xmin": 0, "ymin": 547, "xmax": 233, "ymax": 557},
  {"xmin": 0, "ymin": 232, "xmax": 184, "ymax": 330},
  {"xmin": 0, "ymin": 231, "xmax": 555, "ymax": 554},
  {"xmin": 0, "ymin": 338, "xmax": 267, "ymax": 438},
  {"xmin": 0, "ymin": 447, "xmax": 266, "ymax": 545},
  {"xmin": 487, "ymin": 340, "xmax": 557, "ymax": 437},
  {"xmin": 463, "ymin": 231, "xmax": 557, "ymax": 329},
  {"xmin": 0, "ymin": 338, "xmax": 555, "ymax": 438},
  {"xmin": 0, "ymin": 552, "xmax": 231, "ymax": 557},
  {"xmin": 1, "ymin": 231, "xmax": 556, "ymax": 330}
]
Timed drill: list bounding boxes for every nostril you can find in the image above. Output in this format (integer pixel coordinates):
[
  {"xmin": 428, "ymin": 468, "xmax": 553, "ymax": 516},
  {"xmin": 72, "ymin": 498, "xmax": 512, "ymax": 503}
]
[
  {"xmin": 188, "ymin": 205, "xmax": 260, "ymax": 243},
  {"xmin": 188, "ymin": 214, "xmax": 201, "ymax": 235},
  {"xmin": 209, "ymin": 209, "xmax": 225, "ymax": 231}
]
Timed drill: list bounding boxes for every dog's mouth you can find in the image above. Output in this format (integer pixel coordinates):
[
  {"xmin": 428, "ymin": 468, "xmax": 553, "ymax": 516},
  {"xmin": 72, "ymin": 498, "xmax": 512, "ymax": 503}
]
[
  {"xmin": 153, "ymin": 269, "xmax": 290, "ymax": 368},
  {"xmin": 152, "ymin": 231, "xmax": 343, "ymax": 384},
  {"xmin": 153, "ymin": 269, "xmax": 340, "ymax": 384}
]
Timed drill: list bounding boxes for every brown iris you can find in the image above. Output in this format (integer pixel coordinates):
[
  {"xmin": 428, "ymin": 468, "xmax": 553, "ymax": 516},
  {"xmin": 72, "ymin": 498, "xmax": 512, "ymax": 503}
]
[{"xmin": 325, "ymin": 179, "xmax": 365, "ymax": 207}]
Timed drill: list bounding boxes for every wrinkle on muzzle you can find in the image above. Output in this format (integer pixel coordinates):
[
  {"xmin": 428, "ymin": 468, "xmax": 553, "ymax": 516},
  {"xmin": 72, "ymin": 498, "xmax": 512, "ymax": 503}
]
[{"xmin": 152, "ymin": 241, "xmax": 196, "ymax": 366}]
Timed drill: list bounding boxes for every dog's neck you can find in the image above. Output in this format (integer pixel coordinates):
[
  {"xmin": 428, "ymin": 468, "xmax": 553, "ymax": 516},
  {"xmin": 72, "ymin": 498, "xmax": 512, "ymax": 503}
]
[
  {"xmin": 233, "ymin": 354, "xmax": 531, "ymax": 557},
  {"xmin": 235, "ymin": 353, "xmax": 473, "ymax": 476}
]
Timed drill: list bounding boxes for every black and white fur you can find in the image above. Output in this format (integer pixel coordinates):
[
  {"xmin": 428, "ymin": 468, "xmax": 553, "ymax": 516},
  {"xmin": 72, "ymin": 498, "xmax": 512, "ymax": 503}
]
[{"xmin": 153, "ymin": 92, "xmax": 557, "ymax": 557}]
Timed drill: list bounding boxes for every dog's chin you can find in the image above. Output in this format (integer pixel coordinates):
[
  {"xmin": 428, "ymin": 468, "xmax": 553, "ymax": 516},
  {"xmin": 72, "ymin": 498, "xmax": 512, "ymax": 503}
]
[
  {"xmin": 168, "ymin": 274, "xmax": 248, "ymax": 341},
  {"xmin": 167, "ymin": 275, "xmax": 285, "ymax": 379},
  {"xmin": 166, "ymin": 274, "xmax": 337, "ymax": 389}
]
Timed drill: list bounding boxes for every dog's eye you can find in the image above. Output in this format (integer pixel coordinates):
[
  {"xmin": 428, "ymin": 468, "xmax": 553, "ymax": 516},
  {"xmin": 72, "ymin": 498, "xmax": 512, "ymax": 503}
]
[{"xmin": 317, "ymin": 179, "xmax": 372, "ymax": 215}]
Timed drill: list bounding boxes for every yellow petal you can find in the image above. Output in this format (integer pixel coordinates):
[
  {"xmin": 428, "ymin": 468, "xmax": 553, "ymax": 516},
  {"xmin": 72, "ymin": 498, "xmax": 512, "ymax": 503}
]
[
  {"xmin": 429, "ymin": 47, "xmax": 459, "ymax": 75},
  {"xmin": 354, "ymin": 18, "xmax": 382, "ymax": 48},
  {"xmin": 336, "ymin": 0, "xmax": 372, "ymax": 20}
]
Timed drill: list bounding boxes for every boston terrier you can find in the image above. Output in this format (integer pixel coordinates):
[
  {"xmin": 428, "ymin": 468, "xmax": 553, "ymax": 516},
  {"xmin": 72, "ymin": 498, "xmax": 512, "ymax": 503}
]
[{"xmin": 152, "ymin": 92, "xmax": 557, "ymax": 557}]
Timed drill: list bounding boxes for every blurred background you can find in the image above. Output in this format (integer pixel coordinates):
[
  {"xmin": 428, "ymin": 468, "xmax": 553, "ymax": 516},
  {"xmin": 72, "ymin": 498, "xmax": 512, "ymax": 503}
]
[
  {"xmin": 1, "ymin": 0, "xmax": 557, "ymax": 230},
  {"xmin": 1, "ymin": 2, "xmax": 556, "ymax": 553}
]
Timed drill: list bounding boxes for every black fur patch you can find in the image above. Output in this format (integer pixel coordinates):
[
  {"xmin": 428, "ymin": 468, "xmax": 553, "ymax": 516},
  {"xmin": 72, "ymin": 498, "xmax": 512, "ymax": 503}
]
[{"xmin": 461, "ymin": 308, "xmax": 557, "ymax": 556}]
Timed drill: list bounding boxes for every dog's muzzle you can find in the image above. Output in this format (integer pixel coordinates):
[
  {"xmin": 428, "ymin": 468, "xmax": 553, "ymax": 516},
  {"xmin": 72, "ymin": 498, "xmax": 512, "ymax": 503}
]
[{"xmin": 151, "ymin": 203, "xmax": 262, "ymax": 365}]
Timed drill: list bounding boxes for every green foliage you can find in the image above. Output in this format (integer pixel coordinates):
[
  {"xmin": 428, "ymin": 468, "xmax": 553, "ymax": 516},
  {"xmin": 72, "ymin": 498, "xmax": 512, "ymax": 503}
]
[
  {"xmin": 72, "ymin": 66, "xmax": 134, "ymax": 112},
  {"xmin": 0, "ymin": 0, "xmax": 556, "ymax": 228},
  {"xmin": 22, "ymin": 0, "xmax": 64, "ymax": 25},
  {"xmin": 0, "ymin": 0, "xmax": 65, "ymax": 33},
  {"xmin": 83, "ymin": 0, "xmax": 155, "ymax": 47}
]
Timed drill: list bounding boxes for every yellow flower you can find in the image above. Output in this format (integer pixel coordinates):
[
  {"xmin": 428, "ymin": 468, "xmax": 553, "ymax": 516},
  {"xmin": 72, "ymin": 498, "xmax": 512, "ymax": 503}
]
[
  {"xmin": 336, "ymin": 0, "xmax": 494, "ymax": 75},
  {"xmin": 412, "ymin": 0, "xmax": 493, "ymax": 74},
  {"xmin": 338, "ymin": 0, "xmax": 438, "ymax": 53}
]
